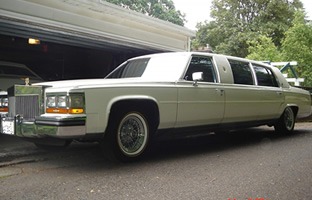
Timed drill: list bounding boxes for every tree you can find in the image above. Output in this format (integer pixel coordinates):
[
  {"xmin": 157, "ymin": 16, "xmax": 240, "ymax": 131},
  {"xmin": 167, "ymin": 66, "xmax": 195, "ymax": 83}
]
[
  {"xmin": 194, "ymin": 0, "xmax": 303, "ymax": 57},
  {"xmin": 281, "ymin": 11, "xmax": 312, "ymax": 86},
  {"xmin": 246, "ymin": 35, "xmax": 282, "ymax": 61},
  {"xmin": 104, "ymin": 0, "xmax": 185, "ymax": 26}
]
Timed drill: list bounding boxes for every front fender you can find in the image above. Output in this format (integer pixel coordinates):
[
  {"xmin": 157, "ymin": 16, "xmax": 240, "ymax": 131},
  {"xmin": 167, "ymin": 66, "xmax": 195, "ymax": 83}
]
[{"xmin": 103, "ymin": 95, "xmax": 159, "ymax": 132}]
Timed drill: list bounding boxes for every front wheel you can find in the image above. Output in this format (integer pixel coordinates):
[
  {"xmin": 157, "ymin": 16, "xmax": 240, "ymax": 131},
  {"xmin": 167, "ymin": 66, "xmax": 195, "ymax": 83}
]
[
  {"xmin": 102, "ymin": 110, "xmax": 150, "ymax": 162},
  {"xmin": 274, "ymin": 107, "xmax": 296, "ymax": 134}
]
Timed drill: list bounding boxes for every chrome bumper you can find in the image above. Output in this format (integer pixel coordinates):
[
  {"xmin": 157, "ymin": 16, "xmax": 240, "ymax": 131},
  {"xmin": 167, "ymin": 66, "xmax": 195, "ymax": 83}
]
[{"xmin": 1, "ymin": 115, "xmax": 86, "ymax": 138}]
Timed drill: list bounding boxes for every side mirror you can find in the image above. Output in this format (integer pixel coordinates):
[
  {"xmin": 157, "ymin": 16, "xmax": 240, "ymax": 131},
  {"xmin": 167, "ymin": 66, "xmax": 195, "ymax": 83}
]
[{"xmin": 192, "ymin": 72, "xmax": 203, "ymax": 86}]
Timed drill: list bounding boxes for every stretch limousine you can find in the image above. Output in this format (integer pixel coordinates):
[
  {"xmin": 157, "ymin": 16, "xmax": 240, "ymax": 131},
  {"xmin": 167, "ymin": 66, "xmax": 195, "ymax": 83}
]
[{"xmin": 1, "ymin": 52, "xmax": 311, "ymax": 161}]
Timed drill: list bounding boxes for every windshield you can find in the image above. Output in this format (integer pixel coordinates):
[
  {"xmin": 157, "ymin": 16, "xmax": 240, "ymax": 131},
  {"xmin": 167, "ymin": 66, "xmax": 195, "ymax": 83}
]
[{"xmin": 106, "ymin": 53, "xmax": 190, "ymax": 81}]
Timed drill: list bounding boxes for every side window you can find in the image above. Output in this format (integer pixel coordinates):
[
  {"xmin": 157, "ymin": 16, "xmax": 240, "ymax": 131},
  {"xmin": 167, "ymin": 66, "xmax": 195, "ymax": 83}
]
[
  {"xmin": 228, "ymin": 59, "xmax": 254, "ymax": 85},
  {"xmin": 184, "ymin": 56, "xmax": 216, "ymax": 83},
  {"xmin": 253, "ymin": 64, "xmax": 279, "ymax": 87}
]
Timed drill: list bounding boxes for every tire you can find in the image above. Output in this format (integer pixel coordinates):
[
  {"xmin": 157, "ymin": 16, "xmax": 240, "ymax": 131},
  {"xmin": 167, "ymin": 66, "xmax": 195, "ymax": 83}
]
[
  {"xmin": 274, "ymin": 107, "xmax": 296, "ymax": 134},
  {"xmin": 103, "ymin": 109, "xmax": 150, "ymax": 162}
]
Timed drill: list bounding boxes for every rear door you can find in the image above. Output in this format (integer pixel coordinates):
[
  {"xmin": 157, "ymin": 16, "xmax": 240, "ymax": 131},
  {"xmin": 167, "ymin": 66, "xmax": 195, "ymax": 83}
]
[
  {"xmin": 222, "ymin": 59, "xmax": 284, "ymax": 123},
  {"xmin": 252, "ymin": 63, "xmax": 284, "ymax": 119},
  {"xmin": 222, "ymin": 59, "xmax": 260, "ymax": 123}
]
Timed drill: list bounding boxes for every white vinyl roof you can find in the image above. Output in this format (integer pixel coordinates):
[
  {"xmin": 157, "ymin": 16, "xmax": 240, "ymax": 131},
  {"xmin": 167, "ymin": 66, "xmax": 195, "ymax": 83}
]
[{"xmin": 0, "ymin": 0, "xmax": 195, "ymax": 52}]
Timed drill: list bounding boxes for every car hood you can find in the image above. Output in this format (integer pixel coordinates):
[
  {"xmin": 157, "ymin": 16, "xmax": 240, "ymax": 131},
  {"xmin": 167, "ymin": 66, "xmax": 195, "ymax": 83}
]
[{"xmin": 33, "ymin": 78, "xmax": 171, "ymax": 91}]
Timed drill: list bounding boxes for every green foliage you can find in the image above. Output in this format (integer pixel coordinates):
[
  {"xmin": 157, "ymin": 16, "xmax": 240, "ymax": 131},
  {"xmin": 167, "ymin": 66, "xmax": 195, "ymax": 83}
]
[
  {"xmin": 194, "ymin": 0, "xmax": 303, "ymax": 57},
  {"xmin": 104, "ymin": 0, "xmax": 185, "ymax": 26},
  {"xmin": 281, "ymin": 11, "xmax": 312, "ymax": 86},
  {"xmin": 246, "ymin": 11, "xmax": 312, "ymax": 86},
  {"xmin": 247, "ymin": 35, "xmax": 282, "ymax": 61},
  {"xmin": 192, "ymin": 21, "xmax": 219, "ymax": 50}
]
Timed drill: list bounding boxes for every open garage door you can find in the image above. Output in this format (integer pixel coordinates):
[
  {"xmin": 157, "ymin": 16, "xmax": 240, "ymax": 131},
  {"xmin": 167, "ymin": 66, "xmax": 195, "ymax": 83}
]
[{"xmin": 0, "ymin": 0, "xmax": 195, "ymax": 80}]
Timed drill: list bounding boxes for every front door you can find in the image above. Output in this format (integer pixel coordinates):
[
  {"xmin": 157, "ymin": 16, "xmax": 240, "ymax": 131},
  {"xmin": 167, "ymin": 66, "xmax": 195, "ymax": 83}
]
[{"xmin": 175, "ymin": 56, "xmax": 225, "ymax": 128}]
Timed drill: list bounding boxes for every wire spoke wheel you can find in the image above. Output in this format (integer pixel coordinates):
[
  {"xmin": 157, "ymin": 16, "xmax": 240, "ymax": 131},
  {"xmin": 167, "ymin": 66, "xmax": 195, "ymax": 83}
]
[
  {"xmin": 283, "ymin": 107, "xmax": 295, "ymax": 131},
  {"xmin": 274, "ymin": 107, "xmax": 295, "ymax": 134},
  {"xmin": 117, "ymin": 113, "xmax": 148, "ymax": 157}
]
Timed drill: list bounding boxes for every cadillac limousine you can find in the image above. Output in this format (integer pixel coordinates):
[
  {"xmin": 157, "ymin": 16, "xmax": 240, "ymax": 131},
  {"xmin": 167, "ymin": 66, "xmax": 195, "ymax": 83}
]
[{"xmin": 1, "ymin": 52, "xmax": 311, "ymax": 161}]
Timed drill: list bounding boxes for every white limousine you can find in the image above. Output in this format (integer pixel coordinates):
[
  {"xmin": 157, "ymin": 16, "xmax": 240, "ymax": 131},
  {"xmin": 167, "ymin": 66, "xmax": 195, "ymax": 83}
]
[{"xmin": 1, "ymin": 52, "xmax": 311, "ymax": 161}]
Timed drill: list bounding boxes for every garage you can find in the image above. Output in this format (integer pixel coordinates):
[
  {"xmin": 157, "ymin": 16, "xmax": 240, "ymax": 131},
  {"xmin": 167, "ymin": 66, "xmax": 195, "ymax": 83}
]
[{"xmin": 0, "ymin": 0, "xmax": 195, "ymax": 81}]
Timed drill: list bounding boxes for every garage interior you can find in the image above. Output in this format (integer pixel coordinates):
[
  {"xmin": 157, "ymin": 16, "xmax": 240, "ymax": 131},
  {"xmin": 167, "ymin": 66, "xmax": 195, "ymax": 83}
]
[
  {"xmin": 0, "ymin": 0, "xmax": 195, "ymax": 82},
  {"xmin": 0, "ymin": 34, "xmax": 158, "ymax": 81}
]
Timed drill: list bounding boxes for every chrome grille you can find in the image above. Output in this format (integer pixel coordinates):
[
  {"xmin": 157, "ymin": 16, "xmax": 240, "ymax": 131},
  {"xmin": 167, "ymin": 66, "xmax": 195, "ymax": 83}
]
[
  {"xmin": 9, "ymin": 96, "xmax": 39, "ymax": 120},
  {"xmin": 7, "ymin": 85, "xmax": 43, "ymax": 120}
]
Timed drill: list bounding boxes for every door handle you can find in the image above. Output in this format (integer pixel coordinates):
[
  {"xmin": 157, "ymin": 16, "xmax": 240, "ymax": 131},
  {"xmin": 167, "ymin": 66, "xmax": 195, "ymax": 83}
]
[{"xmin": 216, "ymin": 89, "xmax": 224, "ymax": 96}]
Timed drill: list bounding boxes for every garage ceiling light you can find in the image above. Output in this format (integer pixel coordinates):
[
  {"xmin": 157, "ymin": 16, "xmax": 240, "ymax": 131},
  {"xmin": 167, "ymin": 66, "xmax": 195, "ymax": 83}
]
[{"xmin": 28, "ymin": 38, "xmax": 40, "ymax": 45}]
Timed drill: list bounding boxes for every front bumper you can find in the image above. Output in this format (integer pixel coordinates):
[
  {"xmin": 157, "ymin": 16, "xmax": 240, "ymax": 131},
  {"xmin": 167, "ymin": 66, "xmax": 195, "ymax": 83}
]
[{"xmin": 1, "ymin": 115, "xmax": 86, "ymax": 138}]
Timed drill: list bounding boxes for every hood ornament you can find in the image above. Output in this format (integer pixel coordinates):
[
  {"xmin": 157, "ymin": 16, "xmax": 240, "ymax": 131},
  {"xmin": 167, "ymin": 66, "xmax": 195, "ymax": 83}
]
[{"xmin": 22, "ymin": 77, "xmax": 30, "ymax": 86}]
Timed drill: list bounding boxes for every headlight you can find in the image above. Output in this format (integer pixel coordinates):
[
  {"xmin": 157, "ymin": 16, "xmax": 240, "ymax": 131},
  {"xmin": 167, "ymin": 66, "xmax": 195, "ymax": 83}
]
[
  {"xmin": 47, "ymin": 96, "xmax": 56, "ymax": 107},
  {"xmin": 57, "ymin": 96, "xmax": 67, "ymax": 107},
  {"xmin": 0, "ymin": 96, "xmax": 8, "ymax": 112},
  {"xmin": 46, "ymin": 93, "xmax": 85, "ymax": 114},
  {"xmin": 2, "ymin": 97, "xmax": 8, "ymax": 107}
]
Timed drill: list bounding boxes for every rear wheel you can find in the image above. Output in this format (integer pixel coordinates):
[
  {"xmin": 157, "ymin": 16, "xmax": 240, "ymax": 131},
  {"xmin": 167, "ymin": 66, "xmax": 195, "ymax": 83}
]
[
  {"xmin": 102, "ymin": 109, "xmax": 150, "ymax": 162},
  {"xmin": 274, "ymin": 107, "xmax": 296, "ymax": 134}
]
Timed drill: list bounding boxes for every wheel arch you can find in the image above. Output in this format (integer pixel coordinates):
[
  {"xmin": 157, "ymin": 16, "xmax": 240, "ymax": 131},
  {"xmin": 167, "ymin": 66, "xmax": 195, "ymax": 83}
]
[
  {"xmin": 105, "ymin": 96, "xmax": 160, "ymax": 135},
  {"xmin": 284, "ymin": 104, "xmax": 298, "ymax": 118}
]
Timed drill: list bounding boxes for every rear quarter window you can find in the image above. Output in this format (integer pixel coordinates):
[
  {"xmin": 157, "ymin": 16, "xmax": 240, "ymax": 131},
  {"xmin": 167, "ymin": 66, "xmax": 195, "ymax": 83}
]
[
  {"xmin": 106, "ymin": 58, "xmax": 150, "ymax": 78},
  {"xmin": 252, "ymin": 64, "xmax": 279, "ymax": 87}
]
